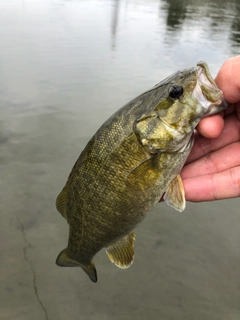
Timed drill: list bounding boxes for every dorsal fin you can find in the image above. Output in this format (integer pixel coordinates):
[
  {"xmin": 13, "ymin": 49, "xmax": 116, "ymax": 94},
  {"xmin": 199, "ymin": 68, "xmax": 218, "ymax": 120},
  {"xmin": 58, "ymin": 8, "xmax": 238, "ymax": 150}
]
[
  {"xmin": 56, "ymin": 186, "xmax": 68, "ymax": 219},
  {"xmin": 106, "ymin": 232, "xmax": 136, "ymax": 269}
]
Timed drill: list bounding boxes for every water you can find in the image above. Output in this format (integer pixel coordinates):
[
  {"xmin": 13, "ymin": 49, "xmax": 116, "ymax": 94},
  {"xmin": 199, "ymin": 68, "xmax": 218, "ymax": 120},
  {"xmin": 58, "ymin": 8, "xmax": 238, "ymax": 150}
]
[{"xmin": 0, "ymin": 1, "xmax": 240, "ymax": 319}]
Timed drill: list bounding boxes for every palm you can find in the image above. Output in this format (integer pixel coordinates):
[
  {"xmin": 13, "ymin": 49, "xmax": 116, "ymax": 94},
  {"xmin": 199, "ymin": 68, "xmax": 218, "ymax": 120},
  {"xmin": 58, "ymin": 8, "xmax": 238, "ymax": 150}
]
[{"xmin": 182, "ymin": 103, "xmax": 240, "ymax": 201}]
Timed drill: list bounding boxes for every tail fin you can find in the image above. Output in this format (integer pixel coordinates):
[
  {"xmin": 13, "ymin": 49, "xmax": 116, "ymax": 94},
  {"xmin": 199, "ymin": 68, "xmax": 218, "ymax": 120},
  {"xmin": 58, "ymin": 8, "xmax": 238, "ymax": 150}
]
[{"xmin": 56, "ymin": 248, "xmax": 97, "ymax": 283}]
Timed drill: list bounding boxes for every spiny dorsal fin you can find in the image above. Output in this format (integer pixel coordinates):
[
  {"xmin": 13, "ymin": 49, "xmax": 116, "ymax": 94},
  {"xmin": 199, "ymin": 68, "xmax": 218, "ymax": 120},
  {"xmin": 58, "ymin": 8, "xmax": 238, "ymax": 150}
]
[
  {"xmin": 56, "ymin": 248, "xmax": 97, "ymax": 283},
  {"xmin": 163, "ymin": 174, "xmax": 186, "ymax": 212},
  {"xmin": 106, "ymin": 232, "xmax": 136, "ymax": 269},
  {"xmin": 56, "ymin": 187, "xmax": 68, "ymax": 219}
]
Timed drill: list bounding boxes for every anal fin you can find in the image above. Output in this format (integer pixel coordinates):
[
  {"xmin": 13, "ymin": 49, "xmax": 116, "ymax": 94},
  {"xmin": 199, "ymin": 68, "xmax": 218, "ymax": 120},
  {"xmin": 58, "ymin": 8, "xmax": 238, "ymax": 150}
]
[
  {"xmin": 106, "ymin": 232, "xmax": 136, "ymax": 269},
  {"xmin": 163, "ymin": 174, "xmax": 186, "ymax": 212}
]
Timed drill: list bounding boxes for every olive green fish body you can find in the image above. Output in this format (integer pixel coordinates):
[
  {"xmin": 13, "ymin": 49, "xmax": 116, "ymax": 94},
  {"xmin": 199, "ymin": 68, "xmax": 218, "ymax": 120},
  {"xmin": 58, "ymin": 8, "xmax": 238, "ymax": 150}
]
[{"xmin": 56, "ymin": 62, "xmax": 229, "ymax": 282}]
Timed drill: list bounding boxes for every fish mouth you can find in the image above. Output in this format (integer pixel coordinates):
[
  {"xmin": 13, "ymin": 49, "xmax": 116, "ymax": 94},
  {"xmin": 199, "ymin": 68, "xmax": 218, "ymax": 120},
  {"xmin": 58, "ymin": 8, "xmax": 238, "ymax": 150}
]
[{"xmin": 192, "ymin": 61, "xmax": 229, "ymax": 114}]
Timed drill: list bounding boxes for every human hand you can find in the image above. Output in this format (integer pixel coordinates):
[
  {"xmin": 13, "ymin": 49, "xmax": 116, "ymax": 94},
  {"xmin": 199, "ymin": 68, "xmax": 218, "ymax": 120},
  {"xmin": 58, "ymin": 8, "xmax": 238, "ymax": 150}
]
[{"xmin": 181, "ymin": 56, "xmax": 240, "ymax": 202}]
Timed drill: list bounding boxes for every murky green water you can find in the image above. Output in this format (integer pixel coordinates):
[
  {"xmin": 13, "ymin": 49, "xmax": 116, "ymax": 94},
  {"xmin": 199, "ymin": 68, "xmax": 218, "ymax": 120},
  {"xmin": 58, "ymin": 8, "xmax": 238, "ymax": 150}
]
[{"xmin": 1, "ymin": 1, "xmax": 240, "ymax": 319}]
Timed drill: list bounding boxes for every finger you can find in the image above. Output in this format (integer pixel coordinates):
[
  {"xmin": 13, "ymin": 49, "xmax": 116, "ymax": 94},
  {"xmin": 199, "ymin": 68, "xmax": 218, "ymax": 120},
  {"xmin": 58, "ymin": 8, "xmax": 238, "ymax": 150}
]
[
  {"xmin": 183, "ymin": 166, "xmax": 240, "ymax": 202},
  {"xmin": 182, "ymin": 141, "xmax": 240, "ymax": 179},
  {"xmin": 196, "ymin": 114, "xmax": 224, "ymax": 138},
  {"xmin": 186, "ymin": 114, "xmax": 240, "ymax": 163},
  {"xmin": 224, "ymin": 102, "xmax": 240, "ymax": 121},
  {"xmin": 215, "ymin": 56, "xmax": 240, "ymax": 104},
  {"xmin": 224, "ymin": 103, "xmax": 236, "ymax": 117}
]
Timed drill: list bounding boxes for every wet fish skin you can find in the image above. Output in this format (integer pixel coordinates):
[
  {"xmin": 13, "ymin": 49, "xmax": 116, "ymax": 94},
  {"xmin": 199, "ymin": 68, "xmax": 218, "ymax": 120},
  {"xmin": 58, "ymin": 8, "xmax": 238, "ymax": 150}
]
[{"xmin": 56, "ymin": 61, "xmax": 228, "ymax": 282}]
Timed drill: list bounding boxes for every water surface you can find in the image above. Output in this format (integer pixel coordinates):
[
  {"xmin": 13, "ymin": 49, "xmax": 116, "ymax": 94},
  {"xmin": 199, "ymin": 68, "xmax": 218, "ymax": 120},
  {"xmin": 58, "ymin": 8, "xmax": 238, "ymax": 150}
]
[{"xmin": 0, "ymin": 1, "xmax": 240, "ymax": 319}]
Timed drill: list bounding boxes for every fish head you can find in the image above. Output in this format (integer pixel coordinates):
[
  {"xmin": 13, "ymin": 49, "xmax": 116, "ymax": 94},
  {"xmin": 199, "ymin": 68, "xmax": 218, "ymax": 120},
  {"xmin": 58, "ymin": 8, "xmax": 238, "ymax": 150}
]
[{"xmin": 154, "ymin": 61, "xmax": 229, "ymax": 134}]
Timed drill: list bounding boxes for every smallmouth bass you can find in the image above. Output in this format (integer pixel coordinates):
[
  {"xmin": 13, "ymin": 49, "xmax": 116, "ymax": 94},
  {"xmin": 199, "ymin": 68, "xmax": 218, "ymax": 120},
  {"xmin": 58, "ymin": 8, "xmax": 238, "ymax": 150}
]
[{"xmin": 56, "ymin": 62, "xmax": 228, "ymax": 282}]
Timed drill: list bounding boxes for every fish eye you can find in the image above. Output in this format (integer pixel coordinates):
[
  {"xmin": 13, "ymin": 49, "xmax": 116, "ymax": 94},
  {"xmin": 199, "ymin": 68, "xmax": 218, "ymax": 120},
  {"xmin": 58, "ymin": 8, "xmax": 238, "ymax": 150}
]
[{"xmin": 168, "ymin": 85, "xmax": 183, "ymax": 100}]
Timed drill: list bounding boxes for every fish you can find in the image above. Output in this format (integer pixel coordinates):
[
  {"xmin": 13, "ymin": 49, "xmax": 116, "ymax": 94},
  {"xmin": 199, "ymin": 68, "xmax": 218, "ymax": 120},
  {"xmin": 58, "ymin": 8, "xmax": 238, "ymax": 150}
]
[{"xmin": 55, "ymin": 61, "xmax": 229, "ymax": 283}]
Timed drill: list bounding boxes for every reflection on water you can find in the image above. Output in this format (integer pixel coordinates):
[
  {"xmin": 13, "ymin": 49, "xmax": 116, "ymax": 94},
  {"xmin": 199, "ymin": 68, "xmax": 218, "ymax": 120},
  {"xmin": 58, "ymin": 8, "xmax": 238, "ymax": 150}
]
[
  {"xmin": 162, "ymin": 0, "xmax": 187, "ymax": 29},
  {"xmin": 0, "ymin": 1, "xmax": 240, "ymax": 320},
  {"xmin": 162, "ymin": 0, "xmax": 240, "ymax": 54},
  {"xmin": 110, "ymin": 0, "xmax": 240, "ymax": 54},
  {"xmin": 111, "ymin": 0, "xmax": 120, "ymax": 50},
  {"xmin": 231, "ymin": 3, "xmax": 240, "ymax": 48}
]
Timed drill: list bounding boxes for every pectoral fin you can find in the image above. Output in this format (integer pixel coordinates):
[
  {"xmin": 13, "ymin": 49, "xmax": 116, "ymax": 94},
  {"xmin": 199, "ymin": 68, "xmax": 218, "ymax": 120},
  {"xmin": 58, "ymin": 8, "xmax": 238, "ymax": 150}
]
[
  {"xmin": 163, "ymin": 174, "xmax": 185, "ymax": 212},
  {"xmin": 106, "ymin": 232, "xmax": 136, "ymax": 269},
  {"xmin": 56, "ymin": 248, "xmax": 97, "ymax": 283},
  {"xmin": 126, "ymin": 155, "xmax": 164, "ymax": 191}
]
